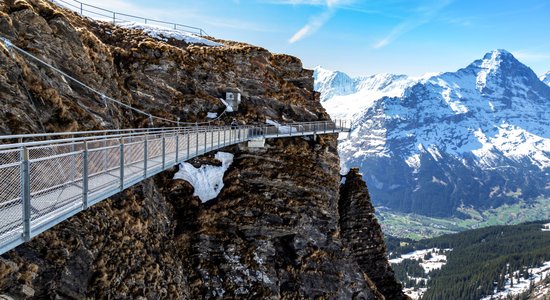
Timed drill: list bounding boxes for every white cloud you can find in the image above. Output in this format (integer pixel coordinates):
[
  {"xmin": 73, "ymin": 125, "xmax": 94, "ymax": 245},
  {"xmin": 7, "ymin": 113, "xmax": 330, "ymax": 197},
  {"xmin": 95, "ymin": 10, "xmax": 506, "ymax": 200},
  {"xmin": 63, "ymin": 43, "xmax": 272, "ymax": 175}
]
[
  {"xmin": 287, "ymin": 0, "xmax": 353, "ymax": 43},
  {"xmin": 511, "ymin": 51, "xmax": 550, "ymax": 62},
  {"xmin": 373, "ymin": 0, "xmax": 453, "ymax": 49},
  {"xmin": 289, "ymin": 10, "xmax": 333, "ymax": 43}
]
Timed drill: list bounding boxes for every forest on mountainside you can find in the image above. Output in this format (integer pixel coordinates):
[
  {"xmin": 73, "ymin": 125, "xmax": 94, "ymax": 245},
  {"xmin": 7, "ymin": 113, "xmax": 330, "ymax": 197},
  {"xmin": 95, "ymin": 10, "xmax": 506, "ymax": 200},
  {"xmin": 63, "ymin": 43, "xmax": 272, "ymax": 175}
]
[{"xmin": 387, "ymin": 221, "xmax": 550, "ymax": 300}]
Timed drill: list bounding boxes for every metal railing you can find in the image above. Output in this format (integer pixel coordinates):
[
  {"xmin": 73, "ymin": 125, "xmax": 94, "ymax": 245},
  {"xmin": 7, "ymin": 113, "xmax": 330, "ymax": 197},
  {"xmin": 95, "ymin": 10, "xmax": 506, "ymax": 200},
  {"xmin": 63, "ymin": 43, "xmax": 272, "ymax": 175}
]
[
  {"xmin": 49, "ymin": 0, "xmax": 209, "ymax": 36},
  {"xmin": 0, "ymin": 120, "xmax": 350, "ymax": 254}
]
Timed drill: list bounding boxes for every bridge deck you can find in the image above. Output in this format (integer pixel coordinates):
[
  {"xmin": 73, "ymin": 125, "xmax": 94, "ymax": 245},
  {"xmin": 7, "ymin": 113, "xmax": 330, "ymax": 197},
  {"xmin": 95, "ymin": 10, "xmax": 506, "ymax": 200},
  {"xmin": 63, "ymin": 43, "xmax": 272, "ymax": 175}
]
[{"xmin": 0, "ymin": 122, "xmax": 349, "ymax": 254}]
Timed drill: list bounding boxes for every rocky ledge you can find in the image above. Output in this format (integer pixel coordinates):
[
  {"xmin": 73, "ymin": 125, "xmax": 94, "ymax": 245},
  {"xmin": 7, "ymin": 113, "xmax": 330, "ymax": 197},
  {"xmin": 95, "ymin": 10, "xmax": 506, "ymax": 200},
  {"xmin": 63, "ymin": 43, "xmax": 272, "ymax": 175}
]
[{"xmin": 0, "ymin": 0, "xmax": 405, "ymax": 298}]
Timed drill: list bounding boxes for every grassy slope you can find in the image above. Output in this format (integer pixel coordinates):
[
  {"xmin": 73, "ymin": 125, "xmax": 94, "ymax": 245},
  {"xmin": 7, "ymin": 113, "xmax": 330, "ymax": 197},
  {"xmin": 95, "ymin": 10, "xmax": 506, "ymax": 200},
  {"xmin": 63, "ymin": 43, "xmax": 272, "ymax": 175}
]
[{"xmin": 378, "ymin": 197, "xmax": 550, "ymax": 240}]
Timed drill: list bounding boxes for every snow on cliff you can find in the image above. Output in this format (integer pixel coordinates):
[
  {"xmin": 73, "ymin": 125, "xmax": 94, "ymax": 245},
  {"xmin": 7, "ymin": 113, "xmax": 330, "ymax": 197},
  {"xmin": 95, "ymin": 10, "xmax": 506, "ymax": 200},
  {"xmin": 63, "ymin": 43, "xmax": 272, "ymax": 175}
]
[
  {"xmin": 174, "ymin": 152, "xmax": 234, "ymax": 202},
  {"xmin": 117, "ymin": 22, "xmax": 222, "ymax": 46}
]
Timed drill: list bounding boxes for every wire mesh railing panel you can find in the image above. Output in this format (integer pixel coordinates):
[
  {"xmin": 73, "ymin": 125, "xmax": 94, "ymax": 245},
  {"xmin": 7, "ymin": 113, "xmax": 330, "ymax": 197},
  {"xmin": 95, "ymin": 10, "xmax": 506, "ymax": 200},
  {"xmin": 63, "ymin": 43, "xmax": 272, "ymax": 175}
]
[
  {"xmin": 87, "ymin": 138, "xmax": 119, "ymax": 150},
  {"xmin": 124, "ymin": 141, "xmax": 144, "ymax": 166},
  {"xmin": 148, "ymin": 138, "xmax": 162, "ymax": 160},
  {"xmin": 177, "ymin": 133, "xmax": 187, "ymax": 160},
  {"xmin": 165, "ymin": 135, "xmax": 177, "ymax": 164},
  {"xmin": 0, "ymin": 149, "xmax": 20, "ymax": 164},
  {"xmin": 29, "ymin": 143, "xmax": 70, "ymax": 160},
  {"xmin": 166, "ymin": 135, "xmax": 177, "ymax": 153},
  {"xmin": 207, "ymin": 131, "xmax": 212, "ymax": 150},
  {"xmin": 187, "ymin": 132, "xmax": 196, "ymax": 157},
  {"xmin": 87, "ymin": 147, "xmax": 120, "ymax": 195},
  {"xmin": 28, "ymin": 153, "xmax": 83, "ymax": 223},
  {"xmin": 88, "ymin": 146, "xmax": 120, "ymax": 176},
  {"xmin": 0, "ymin": 162, "xmax": 23, "ymax": 245}
]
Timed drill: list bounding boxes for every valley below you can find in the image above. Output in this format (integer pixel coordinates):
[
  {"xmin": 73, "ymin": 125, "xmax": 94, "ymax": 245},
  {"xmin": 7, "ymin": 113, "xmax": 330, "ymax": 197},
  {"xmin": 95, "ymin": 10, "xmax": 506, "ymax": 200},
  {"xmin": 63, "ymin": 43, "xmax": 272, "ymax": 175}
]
[{"xmin": 378, "ymin": 197, "xmax": 550, "ymax": 239}]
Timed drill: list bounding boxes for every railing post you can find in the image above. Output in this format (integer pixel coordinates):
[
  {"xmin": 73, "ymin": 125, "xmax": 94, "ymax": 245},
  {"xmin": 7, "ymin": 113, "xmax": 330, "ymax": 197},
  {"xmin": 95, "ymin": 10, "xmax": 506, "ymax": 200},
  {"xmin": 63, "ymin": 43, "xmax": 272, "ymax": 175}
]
[
  {"xmin": 113, "ymin": 12, "xmax": 116, "ymax": 24},
  {"xmin": 119, "ymin": 138, "xmax": 124, "ymax": 191},
  {"xmin": 21, "ymin": 147, "xmax": 31, "ymax": 241},
  {"xmin": 324, "ymin": 121, "xmax": 327, "ymax": 133},
  {"xmin": 175, "ymin": 133, "xmax": 179, "ymax": 163},
  {"xmin": 186, "ymin": 131, "xmax": 190, "ymax": 160},
  {"xmin": 144, "ymin": 136, "xmax": 148, "ymax": 178},
  {"xmin": 70, "ymin": 134, "xmax": 76, "ymax": 183},
  {"xmin": 82, "ymin": 141, "xmax": 89, "ymax": 209},
  {"xmin": 80, "ymin": 2, "xmax": 83, "ymax": 15},
  {"xmin": 211, "ymin": 129, "xmax": 214, "ymax": 150},
  {"xmin": 162, "ymin": 134, "xmax": 166, "ymax": 169},
  {"xmin": 195, "ymin": 129, "xmax": 199, "ymax": 156},
  {"xmin": 202, "ymin": 129, "xmax": 208, "ymax": 153},
  {"xmin": 218, "ymin": 129, "xmax": 221, "ymax": 148}
]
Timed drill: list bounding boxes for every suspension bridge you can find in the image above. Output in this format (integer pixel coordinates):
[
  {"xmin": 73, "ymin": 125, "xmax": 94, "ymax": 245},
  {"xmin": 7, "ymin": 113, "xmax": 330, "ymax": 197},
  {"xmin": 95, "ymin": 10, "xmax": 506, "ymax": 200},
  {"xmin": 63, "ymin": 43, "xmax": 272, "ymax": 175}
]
[
  {"xmin": 0, "ymin": 121, "xmax": 350, "ymax": 255},
  {"xmin": 0, "ymin": 2, "xmax": 350, "ymax": 256}
]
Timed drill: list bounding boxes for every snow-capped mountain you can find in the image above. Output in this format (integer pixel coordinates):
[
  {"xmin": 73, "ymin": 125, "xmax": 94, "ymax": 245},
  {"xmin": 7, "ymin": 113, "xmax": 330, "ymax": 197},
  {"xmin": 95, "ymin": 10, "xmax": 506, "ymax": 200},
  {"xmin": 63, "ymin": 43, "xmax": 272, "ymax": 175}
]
[
  {"xmin": 313, "ymin": 66, "xmax": 357, "ymax": 101},
  {"xmin": 319, "ymin": 50, "xmax": 550, "ymax": 217},
  {"xmin": 541, "ymin": 71, "xmax": 550, "ymax": 86}
]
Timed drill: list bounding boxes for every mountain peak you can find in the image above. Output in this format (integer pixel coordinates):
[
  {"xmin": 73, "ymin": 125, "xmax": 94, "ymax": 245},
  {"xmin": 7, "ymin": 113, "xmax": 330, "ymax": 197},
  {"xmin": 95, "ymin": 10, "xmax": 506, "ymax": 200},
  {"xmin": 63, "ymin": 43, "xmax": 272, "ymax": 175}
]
[
  {"xmin": 465, "ymin": 49, "xmax": 543, "ymax": 92},
  {"xmin": 540, "ymin": 71, "xmax": 550, "ymax": 86},
  {"xmin": 478, "ymin": 49, "xmax": 519, "ymax": 71},
  {"xmin": 484, "ymin": 49, "xmax": 513, "ymax": 58}
]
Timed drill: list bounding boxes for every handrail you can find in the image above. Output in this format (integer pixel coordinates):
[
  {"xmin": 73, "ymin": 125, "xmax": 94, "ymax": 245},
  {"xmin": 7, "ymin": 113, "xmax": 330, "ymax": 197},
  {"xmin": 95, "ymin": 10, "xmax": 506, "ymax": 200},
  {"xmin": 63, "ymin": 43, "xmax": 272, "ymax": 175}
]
[
  {"xmin": 50, "ymin": 0, "xmax": 209, "ymax": 36},
  {"xmin": 0, "ymin": 120, "xmax": 350, "ymax": 255}
]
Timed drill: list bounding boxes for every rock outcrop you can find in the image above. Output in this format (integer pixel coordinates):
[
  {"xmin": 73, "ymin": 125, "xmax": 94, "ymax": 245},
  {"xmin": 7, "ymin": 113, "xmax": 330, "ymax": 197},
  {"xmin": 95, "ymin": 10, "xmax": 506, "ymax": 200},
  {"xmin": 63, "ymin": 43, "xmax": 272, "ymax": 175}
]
[
  {"xmin": 0, "ymin": 0, "xmax": 403, "ymax": 298},
  {"xmin": 340, "ymin": 168, "xmax": 408, "ymax": 300}
]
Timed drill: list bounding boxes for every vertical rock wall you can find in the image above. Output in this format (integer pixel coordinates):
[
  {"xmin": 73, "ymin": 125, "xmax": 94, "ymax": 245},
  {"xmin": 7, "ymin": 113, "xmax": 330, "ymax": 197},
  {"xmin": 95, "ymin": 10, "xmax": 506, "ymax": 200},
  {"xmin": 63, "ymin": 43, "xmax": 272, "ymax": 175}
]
[{"xmin": 340, "ymin": 168, "xmax": 408, "ymax": 300}]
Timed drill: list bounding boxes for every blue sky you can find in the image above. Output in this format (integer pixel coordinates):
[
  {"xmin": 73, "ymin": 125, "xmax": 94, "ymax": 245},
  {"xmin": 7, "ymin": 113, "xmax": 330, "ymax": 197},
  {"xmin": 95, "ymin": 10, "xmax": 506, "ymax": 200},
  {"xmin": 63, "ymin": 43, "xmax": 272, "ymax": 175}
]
[{"xmin": 84, "ymin": 0, "xmax": 550, "ymax": 77}]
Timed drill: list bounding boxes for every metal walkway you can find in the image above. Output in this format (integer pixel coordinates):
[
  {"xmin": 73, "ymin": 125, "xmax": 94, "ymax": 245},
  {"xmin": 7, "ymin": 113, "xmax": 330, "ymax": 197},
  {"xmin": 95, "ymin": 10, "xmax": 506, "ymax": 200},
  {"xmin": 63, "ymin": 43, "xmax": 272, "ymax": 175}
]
[{"xmin": 0, "ymin": 120, "xmax": 349, "ymax": 255}]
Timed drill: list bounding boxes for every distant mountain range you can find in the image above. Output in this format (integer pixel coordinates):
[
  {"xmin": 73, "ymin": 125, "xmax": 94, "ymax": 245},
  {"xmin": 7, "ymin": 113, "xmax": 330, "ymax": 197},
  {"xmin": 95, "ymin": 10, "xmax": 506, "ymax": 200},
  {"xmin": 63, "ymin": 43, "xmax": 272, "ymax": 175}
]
[{"xmin": 316, "ymin": 50, "xmax": 550, "ymax": 217}]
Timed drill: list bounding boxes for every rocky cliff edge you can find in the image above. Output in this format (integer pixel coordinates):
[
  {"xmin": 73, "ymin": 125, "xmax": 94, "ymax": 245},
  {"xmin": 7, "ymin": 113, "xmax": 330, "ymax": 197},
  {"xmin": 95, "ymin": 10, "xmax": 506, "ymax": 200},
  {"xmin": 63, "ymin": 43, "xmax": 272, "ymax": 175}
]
[{"xmin": 0, "ymin": 0, "xmax": 405, "ymax": 298}]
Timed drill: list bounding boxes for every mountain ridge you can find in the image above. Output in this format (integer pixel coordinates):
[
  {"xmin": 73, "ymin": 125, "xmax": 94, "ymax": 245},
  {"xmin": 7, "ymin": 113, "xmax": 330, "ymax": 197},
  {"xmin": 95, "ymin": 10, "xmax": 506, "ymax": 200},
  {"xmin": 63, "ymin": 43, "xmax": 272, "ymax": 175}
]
[
  {"xmin": 319, "ymin": 49, "xmax": 550, "ymax": 217},
  {"xmin": 541, "ymin": 71, "xmax": 550, "ymax": 86}
]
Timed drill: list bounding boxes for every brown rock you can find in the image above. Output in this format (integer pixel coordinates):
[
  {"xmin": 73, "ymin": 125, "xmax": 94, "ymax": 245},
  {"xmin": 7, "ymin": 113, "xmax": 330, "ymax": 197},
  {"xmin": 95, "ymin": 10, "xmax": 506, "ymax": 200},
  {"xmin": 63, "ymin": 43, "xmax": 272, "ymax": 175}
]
[
  {"xmin": 340, "ymin": 168, "xmax": 409, "ymax": 300},
  {"xmin": 0, "ymin": 0, "xmax": 405, "ymax": 298}
]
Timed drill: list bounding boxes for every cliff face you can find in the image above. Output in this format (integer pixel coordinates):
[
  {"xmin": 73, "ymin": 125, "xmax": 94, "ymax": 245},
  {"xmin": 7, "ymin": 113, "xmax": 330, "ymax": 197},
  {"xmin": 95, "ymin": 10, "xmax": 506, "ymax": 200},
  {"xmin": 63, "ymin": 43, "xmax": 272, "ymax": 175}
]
[
  {"xmin": 0, "ymin": 0, "xmax": 402, "ymax": 298},
  {"xmin": 340, "ymin": 168, "xmax": 408, "ymax": 300}
]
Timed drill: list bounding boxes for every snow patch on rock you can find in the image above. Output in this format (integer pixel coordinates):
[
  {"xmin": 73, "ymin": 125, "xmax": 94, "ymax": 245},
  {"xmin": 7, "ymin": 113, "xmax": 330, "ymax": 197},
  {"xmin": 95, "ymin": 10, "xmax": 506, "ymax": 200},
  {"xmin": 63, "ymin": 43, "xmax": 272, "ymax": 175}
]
[
  {"xmin": 117, "ymin": 21, "xmax": 222, "ymax": 46},
  {"xmin": 173, "ymin": 152, "xmax": 234, "ymax": 202}
]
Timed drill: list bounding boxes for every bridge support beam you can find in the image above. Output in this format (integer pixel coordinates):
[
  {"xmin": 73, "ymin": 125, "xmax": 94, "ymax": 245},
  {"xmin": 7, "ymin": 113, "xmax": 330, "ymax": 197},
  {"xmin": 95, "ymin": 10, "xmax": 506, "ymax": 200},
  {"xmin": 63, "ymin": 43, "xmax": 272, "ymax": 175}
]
[{"xmin": 248, "ymin": 139, "xmax": 265, "ymax": 148}]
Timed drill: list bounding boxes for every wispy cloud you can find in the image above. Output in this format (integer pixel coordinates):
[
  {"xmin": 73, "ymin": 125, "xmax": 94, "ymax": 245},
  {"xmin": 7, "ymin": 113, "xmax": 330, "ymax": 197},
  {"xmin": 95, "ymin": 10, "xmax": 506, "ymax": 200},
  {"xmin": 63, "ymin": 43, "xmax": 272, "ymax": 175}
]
[
  {"xmin": 289, "ymin": 10, "xmax": 333, "ymax": 43},
  {"xmin": 287, "ymin": 0, "xmax": 353, "ymax": 44},
  {"xmin": 374, "ymin": 0, "xmax": 453, "ymax": 49},
  {"xmin": 511, "ymin": 51, "xmax": 550, "ymax": 62}
]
